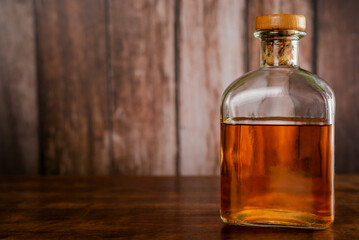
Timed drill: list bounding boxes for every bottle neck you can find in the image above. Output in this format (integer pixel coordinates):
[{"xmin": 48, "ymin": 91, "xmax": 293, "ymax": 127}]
[
  {"xmin": 255, "ymin": 30, "xmax": 305, "ymax": 68},
  {"xmin": 260, "ymin": 38, "xmax": 299, "ymax": 67}
]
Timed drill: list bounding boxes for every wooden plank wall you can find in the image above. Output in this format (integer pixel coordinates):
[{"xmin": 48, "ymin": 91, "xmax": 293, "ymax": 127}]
[
  {"xmin": 36, "ymin": 0, "xmax": 110, "ymax": 174},
  {"xmin": 108, "ymin": 0, "xmax": 177, "ymax": 175},
  {"xmin": 317, "ymin": 0, "xmax": 359, "ymax": 173},
  {"xmin": 0, "ymin": 0, "xmax": 358, "ymax": 175},
  {"xmin": 0, "ymin": 0, "xmax": 38, "ymax": 174},
  {"xmin": 178, "ymin": 0, "xmax": 246, "ymax": 175}
]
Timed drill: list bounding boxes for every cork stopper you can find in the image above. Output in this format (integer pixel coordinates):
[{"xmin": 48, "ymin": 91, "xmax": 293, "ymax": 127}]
[{"xmin": 256, "ymin": 14, "xmax": 306, "ymax": 31}]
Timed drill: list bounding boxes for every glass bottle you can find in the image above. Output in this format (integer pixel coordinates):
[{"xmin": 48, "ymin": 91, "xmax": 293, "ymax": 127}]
[{"xmin": 220, "ymin": 14, "xmax": 335, "ymax": 229}]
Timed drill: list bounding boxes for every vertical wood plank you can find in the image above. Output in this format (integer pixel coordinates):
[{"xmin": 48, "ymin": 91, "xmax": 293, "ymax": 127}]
[
  {"xmin": 317, "ymin": 0, "xmax": 359, "ymax": 173},
  {"xmin": 0, "ymin": 0, "xmax": 38, "ymax": 174},
  {"xmin": 109, "ymin": 0, "xmax": 177, "ymax": 175},
  {"xmin": 179, "ymin": 0, "xmax": 246, "ymax": 175},
  {"xmin": 248, "ymin": 0, "xmax": 314, "ymax": 71},
  {"xmin": 36, "ymin": 0, "xmax": 110, "ymax": 174}
]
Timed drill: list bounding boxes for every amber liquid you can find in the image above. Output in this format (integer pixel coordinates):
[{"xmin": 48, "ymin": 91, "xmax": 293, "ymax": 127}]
[{"xmin": 220, "ymin": 118, "xmax": 334, "ymax": 229}]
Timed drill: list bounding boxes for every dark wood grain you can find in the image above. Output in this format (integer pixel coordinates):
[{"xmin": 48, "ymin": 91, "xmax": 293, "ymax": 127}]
[
  {"xmin": 317, "ymin": 0, "xmax": 359, "ymax": 173},
  {"xmin": 248, "ymin": 0, "xmax": 314, "ymax": 71},
  {"xmin": 35, "ymin": 0, "xmax": 110, "ymax": 174},
  {"xmin": 108, "ymin": 0, "xmax": 177, "ymax": 175},
  {"xmin": 178, "ymin": 0, "xmax": 246, "ymax": 175},
  {"xmin": 0, "ymin": 176, "xmax": 358, "ymax": 239},
  {"xmin": 1, "ymin": 0, "xmax": 359, "ymax": 175},
  {"xmin": 0, "ymin": 0, "xmax": 38, "ymax": 174}
]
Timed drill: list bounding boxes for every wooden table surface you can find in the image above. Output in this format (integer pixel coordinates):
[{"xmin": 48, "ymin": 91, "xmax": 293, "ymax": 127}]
[{"xmin": 0, "ymin": 176, "xmax": 358, "ymax": 239}]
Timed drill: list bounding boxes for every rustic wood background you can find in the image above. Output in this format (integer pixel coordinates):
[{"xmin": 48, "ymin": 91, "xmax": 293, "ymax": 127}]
[{"xmin": 0, "ymin": 0, "xmax": 358, "ymax": 175}]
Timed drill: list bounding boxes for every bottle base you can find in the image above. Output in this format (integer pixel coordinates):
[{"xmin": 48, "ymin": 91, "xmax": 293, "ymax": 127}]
[{"xmin": 220, "ymin": 208, "xmax": 332, "ymax": 230}]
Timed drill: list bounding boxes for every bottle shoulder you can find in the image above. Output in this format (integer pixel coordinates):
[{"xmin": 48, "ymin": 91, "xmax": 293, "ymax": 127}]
[
  {"xmin": 221, "ymin": 67, "xmax": 335, "ymax": 123},
  {"xmin": 222, "ymin": 67, "xmax": 335, "ymax": 102},
  {"xmin": 294, "ymin": 67, "xmax": 335, "ymax": 100}
]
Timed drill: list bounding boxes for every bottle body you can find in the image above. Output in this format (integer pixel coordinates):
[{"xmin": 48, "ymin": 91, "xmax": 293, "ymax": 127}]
[{"xmin": 220, "ymin": 67, "xmax": 335, "ymax": 229}]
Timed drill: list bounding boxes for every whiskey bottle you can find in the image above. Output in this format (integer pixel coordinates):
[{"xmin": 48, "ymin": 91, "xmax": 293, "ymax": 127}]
[{"xmin": 220, "ymin": 14, "xmax": 335, "ymax": 229}]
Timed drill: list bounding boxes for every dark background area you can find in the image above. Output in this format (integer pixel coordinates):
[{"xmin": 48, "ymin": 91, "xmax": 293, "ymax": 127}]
[{"xmin": 0, "ymin": 0, "xmax": 358, "ymax": 175}]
